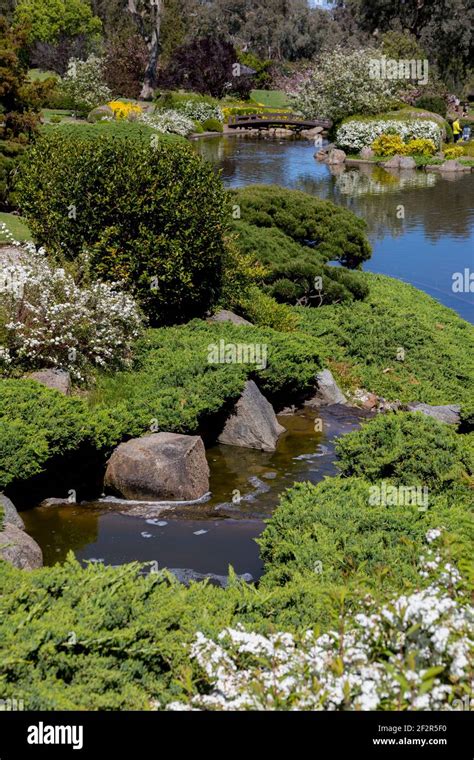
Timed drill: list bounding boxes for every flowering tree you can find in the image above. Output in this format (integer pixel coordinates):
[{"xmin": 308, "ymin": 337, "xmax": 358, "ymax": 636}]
[
  {"xmin": 293, "ymin": 47, "xmax": 401, "ymax": 122},
  {"xmin": 62, "ymin": 55, "xmax": 111, "ymax": 115}
]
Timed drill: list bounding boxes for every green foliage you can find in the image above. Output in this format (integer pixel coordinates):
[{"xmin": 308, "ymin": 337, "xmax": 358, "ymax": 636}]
[
  {"xmin": 16, "ymin": 131, "xmax": 228, "ymax": 324},
  {"xmin": 296, "ymin": 273, "xmax": 474, "ymax": 406},
  {"xmin": 0, "ymin": 321, "xmax": 322, "ymax": 487},
  {"xmin": 90, "ymin": 321, "xmax": 323, "ymax": 432},
  {"xmin": 201, "ymin": 117, "xmax": 223, "ymax": 132},
  {"xmin": 14, "ymin": 0, "xmax": 102, "ymax": 44},
  {"xmin": 335, "ymin": 413, "xmax": 469, "ymax": 492},
  {"xmin": 235, "ymin": 285, "xmax": 299, "ymax": 332},
  {"xmin": 415, "ymin": 95, "xmax": 447, "ymax": 118},
  {"xmin": 231, "ymin": 185, "xmax": 372, "ymax": 269},
  {"xmin": 0, "ymin": 380, "xmax": 90, "ymax": 489},
  {"xmin": 460, "ymin": 403, "xmax": 474, "ymax": 433},
  {"xmin": 232, "ymin": 220, "xmax": 370, "ymax": 307},
  {"xmin": 257, "ymin": 477, "xmax": 473, "ymax": 628}
]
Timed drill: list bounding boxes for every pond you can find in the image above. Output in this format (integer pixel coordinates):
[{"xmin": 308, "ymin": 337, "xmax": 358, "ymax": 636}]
[
  {"xmin": 23, "ymin": 406, "xmax": 371, "ymax": 581},
  {"xmin": 22, "ymin": 134, "xmax": 473, "ymax": 581},
  {"xmin": 195, "ymin": 135, "xmax": 474, "ymax": 323}
]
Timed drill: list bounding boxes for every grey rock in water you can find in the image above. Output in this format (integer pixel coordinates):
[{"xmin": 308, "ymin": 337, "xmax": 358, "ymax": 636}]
[
  {"xmin": 168, "ymin": 568, "xmax": 254, "ymax": 588},
  {"xmin": 104, "ymin": 433, "xmax": 210, "ymax": 501},
  {"xmin": 301, "ymin": 126, "xmax": 323, "ymax": 139},
  {"xmin": 209, "ymin": 309, "xmax": 252, "ymax": 326},
  {"xmin": 27, "ymin": 369, "xmax": 71, "ymax": 395},
  {"xmin": 0, "ymin": 493, "xmax": 24, "ymax": 530},
  {"xmin": 306, "ymin": 369, "xmax": 347, "ymax": 406},
  {"xmin": 218, "ymin": 380, "xmax": 285, "ymax": 452},
  {"xmin": 406, "ymin": 403, "xmax": 461, "ymax": 425},
  {"xmin": 326, "ymin": 148, "xmax": 346, "ymax": 165},
  {"xmin": 0, "ymin": 523, "xmax": 43, "ymax": 569}
]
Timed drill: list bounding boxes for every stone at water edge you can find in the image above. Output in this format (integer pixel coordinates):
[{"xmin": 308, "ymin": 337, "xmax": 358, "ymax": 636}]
[
  {"xmin": 0, "ymin": 493, "xmax": 24, "ymax": 530},
  {"xmin": 305, "ymin": 369, "xmax": 347, "ymax": 406},
  {"xmin": 382, "ymin": 155, "xmax": 416, "ymax": 170},
  {"xmin": 301, "ymin": 126, "xmax": 323, "ymax": 140},
  {"xmin": 406, "ymin": 403, "xmax": 461, "ymax": 425},
  {"xmin": 104, "ymin": 433, "xmax": 210, "ymax": 502},
  {"xmin": 27, "ymin": 369, "xmax": 71, "ymax": 395},
  {"xmin": 218, "ymin": 380, "xmax": 285, "ymax": 452},
  {"xmin": 0, "ymin": 524, "xmax": 43, "ymax": 570},
  {"xmin": 209, "ymin": 309, "xmax": 253, "ymax": 326},
  {"xmin": 326, "ymin": 148, "xmax": 346, "ymax": 165},
  {"xmin": 360, "ymin": 147, "xmax": 375, "ymax": 159},
  {"xmin": 426, "ymin": 160, "xmax": 471, "ymax": 173}
]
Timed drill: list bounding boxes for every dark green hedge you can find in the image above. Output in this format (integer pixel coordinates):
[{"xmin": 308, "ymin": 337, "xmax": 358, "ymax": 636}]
[{"xmin": 16, "ymin": 131, "xmax": 229, "ymax": 325}]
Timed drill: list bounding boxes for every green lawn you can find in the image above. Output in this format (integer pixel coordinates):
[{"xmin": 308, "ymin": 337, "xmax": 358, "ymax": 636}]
[
  {"xmin": 41, "ymin": 119, "xmax": 186, "ymax": 143},
  {"xmin": 250, "ymin": 89, "xmax": 290, "ymax": 109},
  {"xmin": 0, "ymin": 213, "xmax": 32, "ymax": 243},
  {"xmin": 28, "ymin": 68, "xmax": 59, "ymax": 82}
]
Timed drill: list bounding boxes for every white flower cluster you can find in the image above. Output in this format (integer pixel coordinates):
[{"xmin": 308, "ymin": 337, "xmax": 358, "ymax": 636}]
[
  {"xmin": 175, "ymin": 101, "xmax": 224, "ymax": 124},
  {"xmin": 62, "ymin": 56, "xmax": 112, "ymax": 112},
  {"xmin": 336, "ymin": 119, "xmax": 442, "ymax": 152},
  {"xmin": 0, "ymin": 235, "xmax": 143, "ymax": 383},
  {"xmin": 293, "ymin": 47, "xmax": 401, "ymax": 122},
  {"xmin": 139, "ymin": 110, "xmax": 196, "ymax": 137},
  {"xmin": 167, "ymin": 530, "xmax": 472, "ymax": 712}
]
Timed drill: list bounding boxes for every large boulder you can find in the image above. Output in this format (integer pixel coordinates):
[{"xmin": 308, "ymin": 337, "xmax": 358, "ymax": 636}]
[
  {"xmin": 0, "ymin": 524, "xmax": 43, "ymax": 570},
  {"xmin": 218, "ymin": 380, "xmax": 285, "ymax": 452},
  {"xmin": 406, "ymin": 403, "xmax": 461, "ymax": 425},
  {"xmin": 429, "ymin": 160, "xmax": 470, "ymax": 173},
  {"xmin": 0, "ymin": 493, "xmax": 24, "ymax": 530},
  {"xmin": 382, "ymin": 155, "xmax": 416, "ymax": 170},
  {"xmin": 104, "ymin": 433, "xmax": 210, "ymax": 501},
  {"xmin": 27, "ymin": 369, "xmax": 71, "ymax": 395},
  {"xmin": 301, "ymin": 126, "xmax": 323, "ymax": 139},
  {"xmin": 305, "ymin": 369, "xmax": 347, "ymax": 406},
  {"xmin": 326, "ymin": 148, "xmax": 346, "ymax": 165},
  {"xmin": 87, "ymin": 105, "xmax": 114, "ymax": 123},
  {"xmin": 209, "ymin": 309, "xmax": 252, "ymax": 326}
]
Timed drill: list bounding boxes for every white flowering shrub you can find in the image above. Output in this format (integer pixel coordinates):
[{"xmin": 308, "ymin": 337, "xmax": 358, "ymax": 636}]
[
  {"xmin": 176, "ymin": 101, "xmax": 224, "ymax": 124},
  {"xmin": 336, "ymin": 119, "xmax": 442, "ymax": 152},
  {"xmin": 139, "ymin": 109, "xmax": 196, "ymax": 137},
  {"xmin": 62, "ymin": 56, "xmax": 112, "ymax": 115},
  {"xmin": 293, "ymin": 48, "xmax": 400, "ymax": 122},
  {"xmin": 0, "ymin": 232, "xmax": 143, "ymax": 383},
  {"xmin": 167, "ymin": 530, "xmax": 473, "ymax": 711}
]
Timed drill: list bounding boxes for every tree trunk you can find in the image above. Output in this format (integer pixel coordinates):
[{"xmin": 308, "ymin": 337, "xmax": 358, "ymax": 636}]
[{"xmin": 128, "ymin": 0, "xmax": 163, "ymax": 100}]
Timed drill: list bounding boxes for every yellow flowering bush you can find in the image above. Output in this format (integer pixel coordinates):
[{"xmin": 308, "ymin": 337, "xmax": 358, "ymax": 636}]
[
  {"xmin": 107, "ymin": 101, "xmax": 142, "ymax": 120},
  {"xmin": 404, "ymin": 138, "xmax": 436, "ymax": 156},
  {"xmin": 444, "ymin": 145, "xmax": 464, "ymax": 159},
  {"xmin": 372, "ymin": 135, "xmax": 437, "ymax": 157},
  {"xmin": 371, "ymin": 134, "xmax": 408, "ymax": 156}
]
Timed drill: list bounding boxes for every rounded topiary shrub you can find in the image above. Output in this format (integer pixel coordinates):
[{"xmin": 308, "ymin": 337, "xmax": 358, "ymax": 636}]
[{"xmin": 16, "ymin": 132, "xmax": 229, "ymax": 324}]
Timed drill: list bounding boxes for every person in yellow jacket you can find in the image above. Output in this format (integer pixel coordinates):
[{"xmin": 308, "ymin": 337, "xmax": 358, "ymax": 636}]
[{"xmin": 452, "ymin": 118, "xmax": 462, "ymax": 142}]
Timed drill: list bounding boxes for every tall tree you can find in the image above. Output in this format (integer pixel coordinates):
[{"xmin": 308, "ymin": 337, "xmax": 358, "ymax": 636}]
[{"xmin": 127, "ymin": 0, "xmax": 163, "ymax": 99}]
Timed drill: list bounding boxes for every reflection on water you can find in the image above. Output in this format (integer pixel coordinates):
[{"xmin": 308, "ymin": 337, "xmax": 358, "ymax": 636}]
[
  {"xmin": 195, "ymin": 136, "xmax": 474, "ymax": 323},
  {"xmin": 23, "ymin": 407, "xmax": 369, "ymax": 575}
]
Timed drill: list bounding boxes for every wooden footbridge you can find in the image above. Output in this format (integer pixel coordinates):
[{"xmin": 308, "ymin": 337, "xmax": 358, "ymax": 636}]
[{"xmin": 228, "ymin": 112, "xmax": 332, "ymax": 132}]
